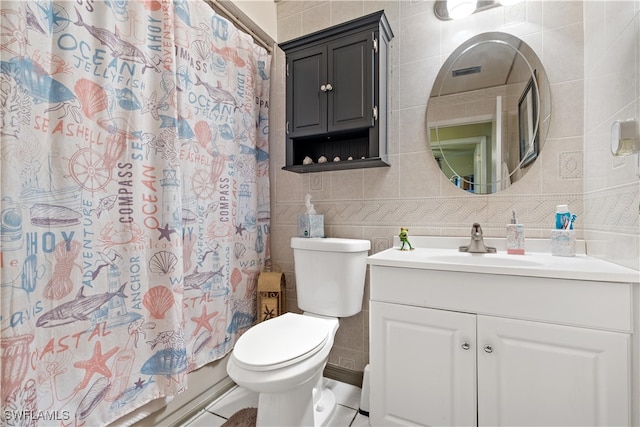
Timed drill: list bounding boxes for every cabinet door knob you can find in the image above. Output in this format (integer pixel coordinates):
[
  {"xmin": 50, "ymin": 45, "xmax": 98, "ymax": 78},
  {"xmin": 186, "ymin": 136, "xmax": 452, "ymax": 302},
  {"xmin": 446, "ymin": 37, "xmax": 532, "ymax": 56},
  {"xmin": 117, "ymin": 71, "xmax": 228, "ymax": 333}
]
[
  {"xmin": 320, "ymin": 84, "xmax": 327, "ymax": 92},
  {"xmin": 483, "ymin": 345, "xmax": 493, "ymax": 354},
  {"xmin": 461, "ymin": 342, "xmax": 470, "ymax": 350},
  {"xmin": 325, "ymin": 83, "xmax": 333, "ymax": 91}
]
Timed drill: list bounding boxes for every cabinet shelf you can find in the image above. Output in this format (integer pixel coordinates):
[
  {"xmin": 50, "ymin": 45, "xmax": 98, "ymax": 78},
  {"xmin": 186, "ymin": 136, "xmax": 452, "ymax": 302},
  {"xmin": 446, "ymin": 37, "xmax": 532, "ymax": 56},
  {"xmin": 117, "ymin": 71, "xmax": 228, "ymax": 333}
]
[{"xmin": 282, "ymin": 157, "xmax": 389, "ymax": 173}]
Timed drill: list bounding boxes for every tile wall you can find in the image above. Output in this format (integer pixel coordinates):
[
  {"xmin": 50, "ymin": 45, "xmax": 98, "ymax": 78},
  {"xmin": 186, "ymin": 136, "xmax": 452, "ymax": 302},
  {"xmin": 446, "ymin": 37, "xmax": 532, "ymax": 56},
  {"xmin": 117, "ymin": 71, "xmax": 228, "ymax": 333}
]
[
  {"xmin": 583, "ymin": 0, "xmax": 640, "ymax": 270},
  {"xmin": 268, "ymin": 0, "xmax": 639, "ymax": 373}
]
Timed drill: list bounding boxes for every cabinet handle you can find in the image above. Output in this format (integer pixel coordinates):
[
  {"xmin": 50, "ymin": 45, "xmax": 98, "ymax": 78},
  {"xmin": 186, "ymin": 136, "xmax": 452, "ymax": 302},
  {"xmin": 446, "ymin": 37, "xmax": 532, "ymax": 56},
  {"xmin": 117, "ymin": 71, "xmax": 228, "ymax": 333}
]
[
  {"xmin": 461, "ymin": 342, "xmax": 470, "ymax": 350},
  {"xmin": 325, "ymin": 83, "xmax": 333, "ymax": 91},
  {"xmin": 320, "ymin": 84, "xmax": 327, "ymax": 92},
  {"xmin": 483, "ymin": 345, "xmax": 493, "ymax": 354}
]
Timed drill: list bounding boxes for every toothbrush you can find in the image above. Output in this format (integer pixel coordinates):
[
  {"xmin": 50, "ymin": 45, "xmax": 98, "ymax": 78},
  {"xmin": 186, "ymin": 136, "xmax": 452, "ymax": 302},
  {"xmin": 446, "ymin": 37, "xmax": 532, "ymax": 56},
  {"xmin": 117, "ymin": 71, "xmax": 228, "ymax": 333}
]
[{"xmin": 565, "ymin": 214, "xmax": 577, "ymax": 230}]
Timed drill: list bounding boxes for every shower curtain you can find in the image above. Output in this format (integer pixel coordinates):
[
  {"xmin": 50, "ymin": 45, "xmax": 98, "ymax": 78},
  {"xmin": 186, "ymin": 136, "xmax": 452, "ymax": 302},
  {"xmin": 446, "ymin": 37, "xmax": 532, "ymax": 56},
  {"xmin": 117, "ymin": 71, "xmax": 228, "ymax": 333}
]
[{"xmin": 0, "ymin": 1, "xmax": 270, "ymax": 425}]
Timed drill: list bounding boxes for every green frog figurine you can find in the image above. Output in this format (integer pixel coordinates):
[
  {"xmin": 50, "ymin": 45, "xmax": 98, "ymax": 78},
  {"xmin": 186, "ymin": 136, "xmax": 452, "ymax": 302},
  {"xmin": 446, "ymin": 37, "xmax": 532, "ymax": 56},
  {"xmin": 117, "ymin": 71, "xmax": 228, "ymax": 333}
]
[{"xmin": 399, "ymin": 227, "xmax": 414, "ymax": 251}]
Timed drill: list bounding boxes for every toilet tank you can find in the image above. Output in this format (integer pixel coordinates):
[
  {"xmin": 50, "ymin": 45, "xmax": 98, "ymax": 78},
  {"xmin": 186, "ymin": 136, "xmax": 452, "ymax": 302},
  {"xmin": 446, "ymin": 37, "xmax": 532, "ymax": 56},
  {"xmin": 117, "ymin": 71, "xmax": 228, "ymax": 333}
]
[{"xmin": 291, "ymin": 237, "xmax": 370, "ymax": 317}]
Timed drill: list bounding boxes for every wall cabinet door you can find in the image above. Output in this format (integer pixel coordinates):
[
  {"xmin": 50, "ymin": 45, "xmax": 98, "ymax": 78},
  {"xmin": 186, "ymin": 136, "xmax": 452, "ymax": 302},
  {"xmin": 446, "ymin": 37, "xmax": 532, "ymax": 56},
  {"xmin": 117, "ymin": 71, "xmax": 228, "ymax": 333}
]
[
  {"xmin": 286, "ymin": 45, "xmax": 327, "ymax": 138},
  {"xmin": 370, "ymin": 301, "xmax": 477, "ymax": 426},
  {"xmin": 287, "ymin": 32, "xmax": 374, "ymax": 138},
  {"xmin": 326, "ymin": 31, "xmax": 374, "ymax": 133},
  {"xmin": 477, "ymin": 315, "xmax": 630, "ymax": 426}
]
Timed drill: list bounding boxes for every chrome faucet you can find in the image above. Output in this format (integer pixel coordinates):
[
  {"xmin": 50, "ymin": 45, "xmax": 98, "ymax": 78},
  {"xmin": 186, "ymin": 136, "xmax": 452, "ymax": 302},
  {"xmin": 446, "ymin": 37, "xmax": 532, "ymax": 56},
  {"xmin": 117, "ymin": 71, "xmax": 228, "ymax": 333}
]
[{"xmin": 459, "ymin": 223, "xmax": 496, "ymax": 253}]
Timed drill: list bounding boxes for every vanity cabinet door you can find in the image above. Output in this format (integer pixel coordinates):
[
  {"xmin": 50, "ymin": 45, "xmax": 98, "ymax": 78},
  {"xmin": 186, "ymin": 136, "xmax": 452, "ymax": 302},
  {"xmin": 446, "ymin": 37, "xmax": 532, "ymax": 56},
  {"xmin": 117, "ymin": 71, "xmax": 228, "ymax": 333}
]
[
  {"xmin": 477, "ymin": 315, "xmax": 630, "ymax": 426},
  {"xmin": 370, "ymin": 301, "xmax": 476, "ymax": 427}
]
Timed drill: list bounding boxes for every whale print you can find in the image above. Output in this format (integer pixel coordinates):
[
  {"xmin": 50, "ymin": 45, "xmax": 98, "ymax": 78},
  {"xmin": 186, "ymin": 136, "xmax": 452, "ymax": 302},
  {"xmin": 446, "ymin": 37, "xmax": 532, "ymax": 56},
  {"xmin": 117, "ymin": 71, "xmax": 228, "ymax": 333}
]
[
  {"xmin": 195, "ymin": 74, "xmax": 241, "ymax": 110},
  {"xmin": 73, "ymin": 8, "xmax": 160, "ymax": 73}
]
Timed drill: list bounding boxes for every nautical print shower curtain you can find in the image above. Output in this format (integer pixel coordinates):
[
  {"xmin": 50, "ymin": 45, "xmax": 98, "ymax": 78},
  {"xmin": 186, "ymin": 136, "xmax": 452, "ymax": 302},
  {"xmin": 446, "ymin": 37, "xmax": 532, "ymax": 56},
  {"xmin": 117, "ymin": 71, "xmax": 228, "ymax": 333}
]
[{"xmin": 0, "ymin": 1, "xmax": 270, "ymax": 425}]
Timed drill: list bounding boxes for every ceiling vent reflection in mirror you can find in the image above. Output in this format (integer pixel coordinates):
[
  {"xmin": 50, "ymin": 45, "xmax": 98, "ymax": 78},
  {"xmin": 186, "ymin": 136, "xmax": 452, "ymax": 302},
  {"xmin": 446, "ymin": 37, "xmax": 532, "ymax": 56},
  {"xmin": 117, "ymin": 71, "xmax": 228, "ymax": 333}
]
[{"xmin": 435, "ymin": 0, "xmax": 523, "ymax": 21}]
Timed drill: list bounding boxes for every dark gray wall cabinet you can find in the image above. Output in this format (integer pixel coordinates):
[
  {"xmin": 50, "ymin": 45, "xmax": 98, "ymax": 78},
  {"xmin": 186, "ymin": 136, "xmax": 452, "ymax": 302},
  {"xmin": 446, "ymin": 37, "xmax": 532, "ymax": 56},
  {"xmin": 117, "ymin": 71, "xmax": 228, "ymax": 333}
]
[{"xmin": 280, "ymin": 11, "xmax": 394, "ymax": 173}]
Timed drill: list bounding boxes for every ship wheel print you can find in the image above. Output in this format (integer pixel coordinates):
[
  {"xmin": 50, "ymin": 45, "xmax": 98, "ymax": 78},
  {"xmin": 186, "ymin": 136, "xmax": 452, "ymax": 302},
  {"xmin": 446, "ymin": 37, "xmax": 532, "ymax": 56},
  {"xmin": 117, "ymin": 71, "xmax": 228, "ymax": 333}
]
[
  {"xmin": 0, "ymin": 8, "xmax": 27, "ymax": 57},
  {"xmin": 191, "ymin": 156, "xmax": 227, "ymax": 200},
  {"xmin": 191, "ymin": 169, "xmax": 216, "ymax": 200},
  {"xmin": 66, "ymin": 133, "xmax": 126, "ymax": 192},
  {"xmin": 67, "ymin": 148, "xmax": 112, "ymax": 192}
]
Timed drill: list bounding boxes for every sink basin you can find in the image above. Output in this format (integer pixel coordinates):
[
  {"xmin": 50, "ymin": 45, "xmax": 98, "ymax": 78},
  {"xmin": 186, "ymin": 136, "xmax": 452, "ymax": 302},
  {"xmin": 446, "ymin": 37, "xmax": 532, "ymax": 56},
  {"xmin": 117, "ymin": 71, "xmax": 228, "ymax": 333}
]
[{"xmin": 426, "ymin": 253, "xmax": 543, "ymax": 267}]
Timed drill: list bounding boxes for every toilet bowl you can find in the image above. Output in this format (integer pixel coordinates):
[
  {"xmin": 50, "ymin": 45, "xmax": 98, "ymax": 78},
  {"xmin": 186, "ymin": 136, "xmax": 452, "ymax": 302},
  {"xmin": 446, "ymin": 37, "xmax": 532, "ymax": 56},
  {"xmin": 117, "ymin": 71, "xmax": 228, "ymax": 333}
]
[
  {"xmin": 227, "ymin": 237, "xmax": 370, "ymax": 426},
  {"xmin": 227, "ymin": 313, "xmax": 340, "ymax": 426}
]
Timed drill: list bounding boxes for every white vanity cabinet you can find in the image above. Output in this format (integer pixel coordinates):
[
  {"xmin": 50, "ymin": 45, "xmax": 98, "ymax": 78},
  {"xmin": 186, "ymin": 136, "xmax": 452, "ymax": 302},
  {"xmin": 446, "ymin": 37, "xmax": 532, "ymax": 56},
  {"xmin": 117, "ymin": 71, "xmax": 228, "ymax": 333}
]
[
  {"xmin": 370, "ymin": 301, "xmax": 477, "ymax": 426},
  {"xmin": 369, "ymin": 263, "xmax": 634, "ymax": 427}
]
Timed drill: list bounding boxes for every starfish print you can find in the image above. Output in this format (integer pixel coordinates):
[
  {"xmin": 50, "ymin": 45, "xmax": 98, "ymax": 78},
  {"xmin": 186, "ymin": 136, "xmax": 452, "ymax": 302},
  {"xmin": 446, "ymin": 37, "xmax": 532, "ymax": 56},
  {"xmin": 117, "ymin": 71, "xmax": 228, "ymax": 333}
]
[
  {"xmin": 235, "ymin": 223, "xmax": 246, "ymax": 236},
  {"xmin": 263, "ymin": 304, "xmax": 276, "ymax": 321},
  {"xmin": 134, "ymin": 377, "xmax": 145, "ymax": 389},
  {"xmin": 140, "ymin": 90, "xmax": 163, "ymax": 121},
  {"xmin": 158, "ymin": 224, "xmax": 177, "ymax": 241},
  {"xmin": 73, "ymin": 341, "xmax": 119, "ymax": 390},
  {"xmin": 190, "ymin": 306, "xmax": 218, "ymax": 337}
]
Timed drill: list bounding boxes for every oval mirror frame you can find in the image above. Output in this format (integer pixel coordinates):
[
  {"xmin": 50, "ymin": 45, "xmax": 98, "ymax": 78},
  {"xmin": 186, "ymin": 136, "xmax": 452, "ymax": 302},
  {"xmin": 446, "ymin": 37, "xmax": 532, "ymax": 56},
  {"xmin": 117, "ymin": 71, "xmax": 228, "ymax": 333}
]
[{"xmin": 428, "ymin": 32, "xmax": 551, "ymax": 194}]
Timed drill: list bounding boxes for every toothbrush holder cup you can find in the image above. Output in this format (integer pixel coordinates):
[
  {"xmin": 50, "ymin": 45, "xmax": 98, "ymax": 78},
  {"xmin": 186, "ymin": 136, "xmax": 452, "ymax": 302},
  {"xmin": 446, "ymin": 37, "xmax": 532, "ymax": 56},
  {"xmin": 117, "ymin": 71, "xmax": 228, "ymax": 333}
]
[{"xmin": 550, "ymin": 229, "xmax": 576, "ymax": 257}]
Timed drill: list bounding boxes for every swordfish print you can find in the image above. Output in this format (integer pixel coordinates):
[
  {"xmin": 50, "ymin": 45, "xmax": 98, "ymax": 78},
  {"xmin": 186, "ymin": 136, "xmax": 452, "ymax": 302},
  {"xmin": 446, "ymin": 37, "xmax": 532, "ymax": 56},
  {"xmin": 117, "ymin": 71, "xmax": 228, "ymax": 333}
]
[
  {"xmin": 73, "ymin": 8, "xmax": 160, "ymax": 73},
  {"xmin": 36, "ymin": 284, "xmax": 127, "ymax": 327}
]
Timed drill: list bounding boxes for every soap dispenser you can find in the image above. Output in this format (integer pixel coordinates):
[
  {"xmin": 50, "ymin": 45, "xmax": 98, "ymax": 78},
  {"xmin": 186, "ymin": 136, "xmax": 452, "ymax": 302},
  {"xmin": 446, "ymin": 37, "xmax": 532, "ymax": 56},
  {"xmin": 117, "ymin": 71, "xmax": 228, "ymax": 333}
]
[{"xmin": 506, "ymin": 210, "xmax": 525, "ymax": 255}]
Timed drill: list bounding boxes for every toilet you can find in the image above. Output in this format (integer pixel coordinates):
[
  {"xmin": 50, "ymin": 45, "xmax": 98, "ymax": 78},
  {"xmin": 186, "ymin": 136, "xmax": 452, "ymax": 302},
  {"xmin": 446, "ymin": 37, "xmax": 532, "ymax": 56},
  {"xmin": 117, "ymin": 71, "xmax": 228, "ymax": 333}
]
[{"xmin": 227, "ymin": 237, "xmax": 370, "ymax": 426}]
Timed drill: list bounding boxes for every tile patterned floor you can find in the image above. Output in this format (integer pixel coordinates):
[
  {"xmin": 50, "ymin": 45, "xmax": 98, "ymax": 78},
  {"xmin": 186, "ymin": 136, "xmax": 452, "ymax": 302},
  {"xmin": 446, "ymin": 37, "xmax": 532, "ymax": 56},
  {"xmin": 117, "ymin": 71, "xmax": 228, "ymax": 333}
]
[{"xmin": 180, "ymin": 378, "xmax": 369, "ymax": 426}]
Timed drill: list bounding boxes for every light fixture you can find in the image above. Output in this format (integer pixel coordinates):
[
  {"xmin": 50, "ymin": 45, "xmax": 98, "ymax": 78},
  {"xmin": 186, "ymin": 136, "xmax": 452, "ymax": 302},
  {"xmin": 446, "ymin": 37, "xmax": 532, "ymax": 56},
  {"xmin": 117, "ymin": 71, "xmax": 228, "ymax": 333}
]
[
  {"xmin": 435, "ymin": 0, "xmax": 507, "ymax": 21},
  {"xmin": 499, "ymin": 0, "xmax": 523, "ymax": 6},
  {"xmin": 446, "ymin": 0, "xmax": 477, "ymax": 20}
]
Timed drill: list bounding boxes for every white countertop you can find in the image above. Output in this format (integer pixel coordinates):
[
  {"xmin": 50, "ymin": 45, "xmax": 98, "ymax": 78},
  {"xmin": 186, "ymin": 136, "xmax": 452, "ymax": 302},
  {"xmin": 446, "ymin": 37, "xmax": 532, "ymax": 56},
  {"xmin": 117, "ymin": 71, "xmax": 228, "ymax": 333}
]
[{"xmin": 367, "ymin": 236, "xmax": 639, "ymax": 283}]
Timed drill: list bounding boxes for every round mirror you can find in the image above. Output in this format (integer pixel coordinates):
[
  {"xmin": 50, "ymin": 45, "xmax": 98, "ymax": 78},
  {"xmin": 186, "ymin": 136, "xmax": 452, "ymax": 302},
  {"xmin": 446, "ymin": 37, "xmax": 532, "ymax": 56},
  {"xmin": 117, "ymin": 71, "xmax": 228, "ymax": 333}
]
[{"xmin": 427, "ymin": 32, "xmax": 551, "ymax": 194}]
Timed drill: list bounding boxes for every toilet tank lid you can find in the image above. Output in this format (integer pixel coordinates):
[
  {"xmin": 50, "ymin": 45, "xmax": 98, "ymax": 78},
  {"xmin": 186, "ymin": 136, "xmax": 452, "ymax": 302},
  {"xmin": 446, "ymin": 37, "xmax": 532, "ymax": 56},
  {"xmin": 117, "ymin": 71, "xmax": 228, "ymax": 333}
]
[{"xmin": 291, "ymin": 237, "xmax": 370, "ymax": 252}]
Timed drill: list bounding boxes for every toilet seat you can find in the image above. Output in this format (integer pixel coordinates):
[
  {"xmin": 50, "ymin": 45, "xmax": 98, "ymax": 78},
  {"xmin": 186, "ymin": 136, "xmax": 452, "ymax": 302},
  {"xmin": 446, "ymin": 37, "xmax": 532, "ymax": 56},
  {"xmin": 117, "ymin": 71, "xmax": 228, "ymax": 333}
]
[{"xmin": 232, "ymin": 313, "xmax": 331, "ymax": 371}]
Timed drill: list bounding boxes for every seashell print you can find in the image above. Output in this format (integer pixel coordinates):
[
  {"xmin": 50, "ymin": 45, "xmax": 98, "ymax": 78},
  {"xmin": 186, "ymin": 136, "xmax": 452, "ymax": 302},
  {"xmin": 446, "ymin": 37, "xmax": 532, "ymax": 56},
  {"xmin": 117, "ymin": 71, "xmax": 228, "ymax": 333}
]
[
  {"xmin": 192, "ymin": 331, "xmax": 211, "ymax": 357},
  {"xmin": 149, "ymin": 251, "xmax": 178, "ymax": 276},
  {"xmin": 74, "ymin": 79, "xmax": 108, "ymax": 119},
  {"xmin": 233, "ymin": 242, "xmax": 246, "ymax": 259},
  {"xmin": 142, "ymin": 286, "xmax": 175, "ymax": 319},
  {"xmin": 194, "ymin": 120, "xmax": 212, "ymax": 148},
  {"xmin": 191, "ymin": 39, "xmax": 210, "ymax": 62},
  {"xmin": 230, "ymin": 268, "xmax": 242, "ymax": 291},
  {"xmin": 76, "ymin": 377, "xmax": 111, "ymax": 421},
  {"xmin": 30, "ymin": 203, "xmax": 81, "ymax": 227}
]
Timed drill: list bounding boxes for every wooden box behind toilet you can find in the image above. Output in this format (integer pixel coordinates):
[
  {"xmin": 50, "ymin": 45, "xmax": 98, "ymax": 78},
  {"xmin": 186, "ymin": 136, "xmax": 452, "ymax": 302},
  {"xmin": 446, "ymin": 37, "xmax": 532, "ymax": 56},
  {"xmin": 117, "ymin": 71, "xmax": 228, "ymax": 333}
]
[{"xmin": 257, "ymin": 272, "xmax": 286, "ymax": 322}]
